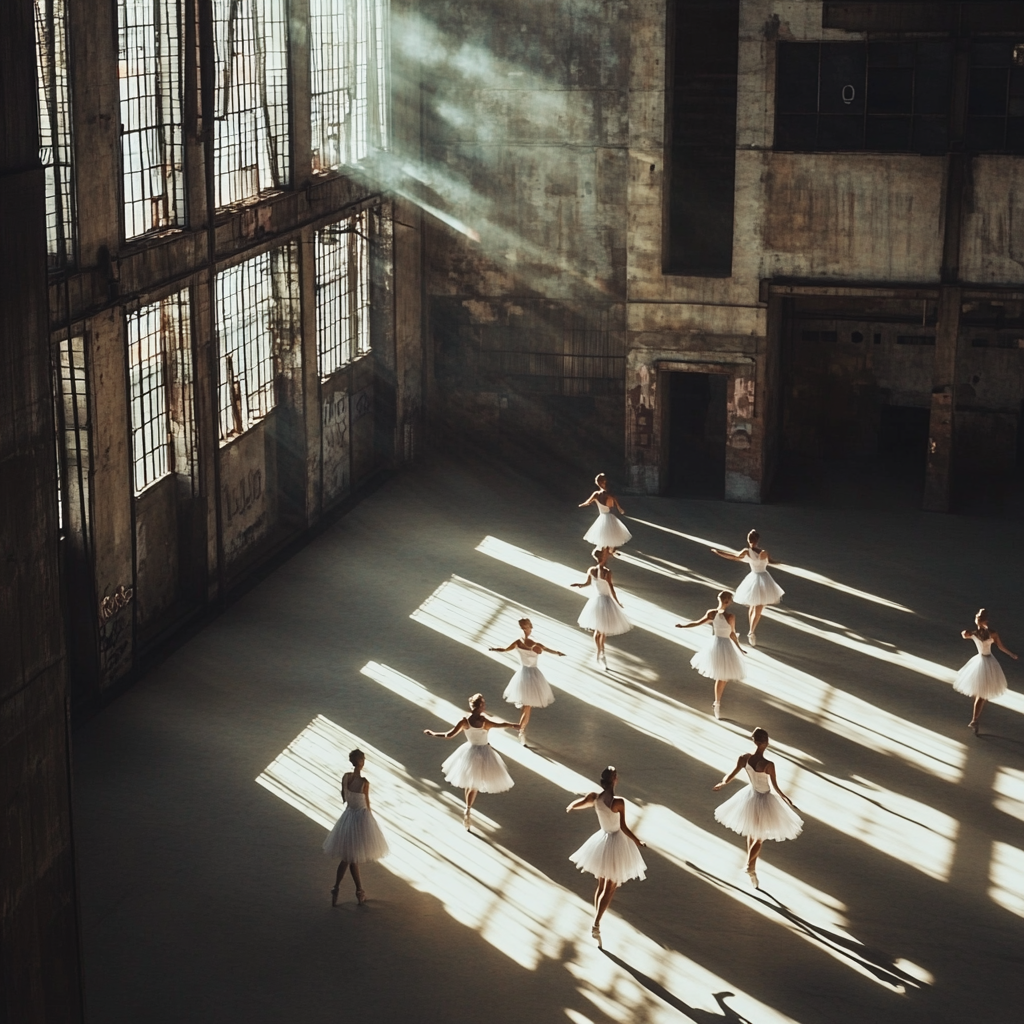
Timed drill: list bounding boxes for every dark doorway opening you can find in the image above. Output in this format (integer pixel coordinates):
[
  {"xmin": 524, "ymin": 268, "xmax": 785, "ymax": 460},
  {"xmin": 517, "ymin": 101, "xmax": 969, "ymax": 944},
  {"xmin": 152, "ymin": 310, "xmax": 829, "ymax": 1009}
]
[
  {"xmin": 878, "ymin": 405, "xmax": 930, "ymax": 462},
  {"xmin": 667, "ymin": 372, "xmax": 727, "ymax": 498}
]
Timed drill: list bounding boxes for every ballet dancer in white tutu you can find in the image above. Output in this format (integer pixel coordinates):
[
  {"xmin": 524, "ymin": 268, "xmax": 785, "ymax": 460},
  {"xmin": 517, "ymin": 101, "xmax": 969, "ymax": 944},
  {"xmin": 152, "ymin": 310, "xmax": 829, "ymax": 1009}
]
[
  {"xmin": 489, "ymin": 617, "xmax": 565, "ymax": 746},
  {"xmin": 677, "ymin": 590, "xmax": 746, "ymax": 720},
  {"xmin": 567, "ymin": 766, "xmax": 647, "ymax": 942},
  {"xmin": 579, "ymin": 473, "xmax": 632, "ymax": 553},
  {"xmin": 712, "ymin": 728, "xmax": 802, "ymax": 888},
  {"xmin": 572, "ymin": 548, "xmax": 632, "ymax": 668},
  {"xmin": 711, "ymin": 530, "xmax": 784, "ymax": 646},
  {"xmin": 424, "ymin": 693, "xmax": 518, "ymax": 829},
  {"xmin": 955, "ymin": 608, "xmax": 1017, "ymax": 734},
  {"xmin": 323, "ymin": 749, "xmax": 390, "ymax": 905}
]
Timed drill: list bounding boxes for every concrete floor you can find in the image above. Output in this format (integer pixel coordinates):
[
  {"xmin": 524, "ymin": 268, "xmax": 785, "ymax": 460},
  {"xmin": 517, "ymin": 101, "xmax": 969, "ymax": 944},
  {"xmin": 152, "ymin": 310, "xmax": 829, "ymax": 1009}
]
[{"xmin": 74, "ymin": 454, "xmax": 1024, "ymax": 1024}]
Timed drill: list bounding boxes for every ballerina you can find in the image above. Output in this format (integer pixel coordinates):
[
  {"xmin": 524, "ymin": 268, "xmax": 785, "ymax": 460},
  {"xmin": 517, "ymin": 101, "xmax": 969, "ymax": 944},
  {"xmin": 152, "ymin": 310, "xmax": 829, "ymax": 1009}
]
[
  {"xmin": 323, "ymin": 749, "xmax": 390, "ymax": 906},
  {"xmin": 572, "ymin": 547, "xmax": 632, "ymax": 668},
  {"xmin": 567, "ymin": 766, "xmax": 647, "ymax": 943},
  {"xmin": 955, "ymin": 607, "xmax": 1017, "ymax": 734},
  {"xmin": 712, "ymin": 728, "xmax": 802, "ymax": 888},
  {"xmin": 677, "ymin": 590, "xmax": 746, "ymax": 720},
  {"xmin": 711, "ymin": 530, "xmax": 784, "ymax": 646},
  {"xmin": 489, "ymin": 617, "xmax": 565, "ymax": 746},
  {"xmin": 579, "ymin": 473, "xmax": 632, "ymax": 553},
  {"xmin": 424, "ymin": 693, "xmax": 518, "ymax": 829}
]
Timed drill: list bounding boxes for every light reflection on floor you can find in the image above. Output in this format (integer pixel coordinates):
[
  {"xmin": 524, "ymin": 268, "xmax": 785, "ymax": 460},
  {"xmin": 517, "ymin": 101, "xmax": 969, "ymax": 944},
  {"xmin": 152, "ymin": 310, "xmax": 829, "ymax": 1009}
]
[
  {"xmin": 360, "ymin": 659, "xmax": 929, "ymax": 992},
  {"xmin": 623, "ymin": 517, "xmax": 915, "ymax": 613},
  {"xmin": 477, "ymin": 536, "xmax": 967, "ymax": 783},
  {"xmin": 988, "ymin": 841, "xmax": 1024, "ymax": 919},
  {"xmin": 426, "ymin": 570, "xmax": 959, "ymax": 880},
  {"xmin": 256, "ymin": 714, "xmax": 805, "ymax": 1024}
]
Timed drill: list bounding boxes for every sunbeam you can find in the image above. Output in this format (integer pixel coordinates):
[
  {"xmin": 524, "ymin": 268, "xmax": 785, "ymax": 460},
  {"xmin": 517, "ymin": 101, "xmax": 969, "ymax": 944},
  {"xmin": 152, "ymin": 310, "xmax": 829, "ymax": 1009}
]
[
  {"xmin": 257, "ymin": 714, "xmax": 807, "ymax": 1023},
  {"xmin": 624, "ymin": 518, "xmax": 915, "ymax": 614},
  {"xmin": 358, "ymin": 662, "xmax": 927, "ymax": 992},
  {"xmin": 476, "ymin": 537, "xmax": 967, "ymax": 784}
]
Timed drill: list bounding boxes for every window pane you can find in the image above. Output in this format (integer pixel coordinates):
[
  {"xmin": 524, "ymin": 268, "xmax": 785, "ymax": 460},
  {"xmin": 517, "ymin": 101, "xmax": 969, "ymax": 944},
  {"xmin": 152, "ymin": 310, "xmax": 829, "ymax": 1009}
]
[
  {"xmin": 774, "ymin": 112, "xmax": 818, "ymax": 150},
  {"xmin": 866, "ymin": 116, "xmax": 911, "ymax": 151},
  {"xmin": 966, "ymin": 116, "xmax": 1006, "ymax": 150},
  {"xmin": 817, "ymin": 114, "xmax": 863, "ymax": 150},
  {"xmin": 969, "ymin": 67, "xmax": 1009, "ymax": 116},
  {"xmin": 776, "ymin": 42, "xmax": 819, "ymax": 114},
  {"xmin": 820, "ymin": 43, "xmax": 865, "ymax": 114},
  {"xmin": 868, "ymin": 68, "xmax": 914, "ymax": 115}
]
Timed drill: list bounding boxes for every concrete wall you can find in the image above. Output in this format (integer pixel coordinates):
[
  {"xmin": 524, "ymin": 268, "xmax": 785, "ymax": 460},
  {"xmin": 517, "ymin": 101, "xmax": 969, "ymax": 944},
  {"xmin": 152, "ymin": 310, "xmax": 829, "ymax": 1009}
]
[{"xmin": 0, "ymin": 1, "xmax": 84, "ymax": 1020}]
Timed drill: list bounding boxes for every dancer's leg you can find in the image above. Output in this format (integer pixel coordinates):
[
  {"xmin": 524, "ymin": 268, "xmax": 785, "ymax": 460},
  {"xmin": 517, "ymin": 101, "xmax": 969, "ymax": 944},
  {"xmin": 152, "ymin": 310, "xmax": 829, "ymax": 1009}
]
[
  {"xmin": 594, "ymin": 880, "xmax": 618, "ymax": 927},
  {"xmin": 749, "ymin": 605, "xmax": 764, "ymax": 633},
  {"xmin": 334, "ymin": 861, "xmax": 350, "ymax": 887},
  {"xmin": 350, "ymin": 862, "xmax": 363, "ymax": 892},
  {"xmin": 969, "ymin": 697, "xmax": 987, "ymax": 732},
  {"xmin": 746, "ymin": 837, "xmax": 763, "ymax": 869},
  {"xmin": 713, "ymin": 678, "xmax": 726, "ymax": 718}
]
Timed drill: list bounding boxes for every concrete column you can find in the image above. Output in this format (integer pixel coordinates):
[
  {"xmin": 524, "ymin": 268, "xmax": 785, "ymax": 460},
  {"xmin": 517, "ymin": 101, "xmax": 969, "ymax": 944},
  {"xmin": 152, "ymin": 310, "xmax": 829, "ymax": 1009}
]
[
  {"xmin": 924, "ymin": 285, "xmax": 961, "ymax": 512},
  {"xmin": 0, "ymin": 1, "xmax": 84, "ymax": 1019},
  {"xmin": 289, "ymin": 0, "xmax": 312, "ymax": 190},
  {"xmin": 393, "ymin": 196, "xmax": 423, "ymax": 462},
  {"xmin": 68, "ymin": 0, "xmax": 123, "ymax": 264},
  {"xmin": 298, "ymin": 226, "xmax": 323, "ymax": 523}
]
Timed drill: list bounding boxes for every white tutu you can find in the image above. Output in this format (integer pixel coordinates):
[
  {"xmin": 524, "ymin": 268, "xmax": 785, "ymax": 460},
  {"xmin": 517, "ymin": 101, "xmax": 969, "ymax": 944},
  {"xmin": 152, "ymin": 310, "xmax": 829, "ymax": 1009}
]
[
  {"xmin": 734, "ymin": 570, "xmax": 784, "ymax": 607},
  {"xmin": 578, "ymin": 594, "xmax": 632, "ymax": 635},
  {"xmin": 570, "ymin": 829, "xmax": 647, "ymax": 884},
  {"xmin": 441, "ymin": 742, "xmax": 514, "ymax": 792},
  {"xmin": 690, "ymin": 636, "xmax": 745, "ymax": 681},
  {"xmin": 584, "ymin": 511, "xmax": 632, "ymax": 549},
  {"xmin": 953, "ymin": 654, "xmax": 1008, "ymax": 699},
  {"xmin": 322, "ymin": 806, "xmax": 390, "ymax": 862},
  {"xmin": 504, "ymin": 665, "xmax": 555, "ymax": 708},
  {"xmin": 715, "ymin": 787, "xmax": 803, "ymax": 842}
]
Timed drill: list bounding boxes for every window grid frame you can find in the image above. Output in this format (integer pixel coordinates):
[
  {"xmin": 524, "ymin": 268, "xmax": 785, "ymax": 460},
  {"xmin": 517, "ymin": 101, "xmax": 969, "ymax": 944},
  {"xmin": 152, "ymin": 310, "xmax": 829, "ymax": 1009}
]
[
  {"xmin": 310, "ymin": 0, "xmax": 389, "ymax": 173},
  {"xmin": 128, "ymin": 292, "xmax": 191, "ymax": 494},
  {"xmin": 213, "ymin": 0, "xmax": 291, "ymax": 209},
  {"xmin": 118, "ymin": 0, "xmax": 187, "ymax": 241},
  {"xmin": 34, "ymin": 0, "xmax": 76, "ymax": 268},
  {"xmin": 315, "ymin": 209, "xmax": 372, "ymax": 379}
]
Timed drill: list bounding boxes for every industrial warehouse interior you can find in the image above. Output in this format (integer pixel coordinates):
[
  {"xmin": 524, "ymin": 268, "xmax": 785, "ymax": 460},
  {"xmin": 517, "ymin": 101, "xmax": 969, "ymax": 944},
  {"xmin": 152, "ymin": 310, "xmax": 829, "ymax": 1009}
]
[{"xmin": 3, "ymin": 2, "xmax": 1024, "ymax": 1023}]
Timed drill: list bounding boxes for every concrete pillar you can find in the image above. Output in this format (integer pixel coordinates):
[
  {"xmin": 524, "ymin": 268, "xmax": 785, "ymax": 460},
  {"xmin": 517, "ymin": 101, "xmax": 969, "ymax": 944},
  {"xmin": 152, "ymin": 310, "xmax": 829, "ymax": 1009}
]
[
  {"xmin": 0, "ymin": 1, "xmax": 84, "ymax": 1019},
  {"xmin": 298, "ymin": 226, "xmax": 323, "ymax": 523},
  {"xmin": 924, "ymin": 285, "xmax": 961, "ymax": 512}
]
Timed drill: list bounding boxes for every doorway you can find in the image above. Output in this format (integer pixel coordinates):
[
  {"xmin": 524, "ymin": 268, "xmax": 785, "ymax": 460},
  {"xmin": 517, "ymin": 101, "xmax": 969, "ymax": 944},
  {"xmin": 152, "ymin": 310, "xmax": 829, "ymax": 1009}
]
[{"xmin": 666, "ymin": 371, "xmax": 727, "ymax": 498}]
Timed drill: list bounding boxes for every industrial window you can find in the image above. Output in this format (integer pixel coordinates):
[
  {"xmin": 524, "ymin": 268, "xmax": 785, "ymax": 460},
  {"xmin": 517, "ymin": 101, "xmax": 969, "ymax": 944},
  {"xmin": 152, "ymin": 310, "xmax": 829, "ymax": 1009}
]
[
  {"xmin": 310, "ymin": 0, "xmax": 390, "ymax": 172},
  {"xmin": 127, "ymin": 291, "xmax": 193, "ymax": 493},
  {"xmin": 213, "ymin": 0, "xmax": 290, "ymax": 208},
  {"xmin": 34, "ymin": 0, "xmax": 76, "ymax": 267},
  {"xmin": 775, "ymin": 41, "xmax": 953, "ymax": 154},
  {"xmin": 52, "ymin": 334, "xmax": 91, "ymax": 540},
  {"xmin": 315, "ymin": 210, "xmax": 371, "ymax": 378},
  {"xmin": 217, "ymin": 244, "xmax": 299, "ymax": 440},
  {"xmin": 117, "ymin": 0, "xmax": 186, "ymax": 239},
  {"xmin": 967, "ymin": 40, "xmax": 1024, "ymax": 153},
  {"xmin": 664, "ymin": 0, "xmax": 739, "ymax": 277}
]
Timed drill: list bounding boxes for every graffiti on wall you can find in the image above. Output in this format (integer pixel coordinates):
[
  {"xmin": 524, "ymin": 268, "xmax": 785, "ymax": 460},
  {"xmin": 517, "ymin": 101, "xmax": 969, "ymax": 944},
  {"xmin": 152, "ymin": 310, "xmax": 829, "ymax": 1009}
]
[
  {"xmin": 727, "ymin": 376, "xmax": 755, "ymax": 449},
  {"xmin": 323, "ymin": 390, "xmax": 350, "ymax": 503},
  {"xmin": 224, "ymin": 469, "xmax": 263, "ymax": 521},
  {"xmin": 99, "ymin": 584, "xmax": 134, "ymax": 623}
]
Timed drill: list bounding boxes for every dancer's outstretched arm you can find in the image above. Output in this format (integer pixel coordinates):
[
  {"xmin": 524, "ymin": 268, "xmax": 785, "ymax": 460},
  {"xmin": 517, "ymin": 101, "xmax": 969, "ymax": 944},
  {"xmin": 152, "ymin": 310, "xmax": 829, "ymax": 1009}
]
[
  {"xmin": 992, "ymin": 630, "xmax": 1019, "ymax": 659},
  {"xmin": 579, "ymin": 491, "xmax": 601, "ymax": 508},
  {"xmin": 711, "ymin": 547, "xmax": 747, "ymax": 561},
  {"xmin": 570, "ymin": 567, "xmax": 597, "ymax": 589},
  {"xmin": 424, "ymin": 718, "xmax": 468, "ymax": 739},
  {"xmin": 488, "ymin": 639, "xmax": 521, "ymax": 652},
  {"xmin": 677, "ymin": 609, "xmax": 716, "ymax": 629},
  {"xmin": 712, "ymin": 754, "xmax": 749, "ymax": 790},
  {"xmin": 482, "ymin": 715, "xmax": 520, "ymax": 731},
  {"xmin": 533, "ymin": 641, "xmax": 566, "ymax": 656},
  {"xmin": 566, "ymin": 792, "xmax": 598, "ymax": 812}
]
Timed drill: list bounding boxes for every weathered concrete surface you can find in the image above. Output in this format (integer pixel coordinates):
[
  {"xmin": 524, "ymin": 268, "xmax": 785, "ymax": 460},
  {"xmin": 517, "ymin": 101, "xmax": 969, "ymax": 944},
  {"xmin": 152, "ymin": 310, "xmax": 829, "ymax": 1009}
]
[
  {"xmin": 73, "ymin": 453, "xmax": 1024, "ymax": 1024},
  {"xmin": 0, "ymin": 2, "xmax": 83, "ymax": 1020}
]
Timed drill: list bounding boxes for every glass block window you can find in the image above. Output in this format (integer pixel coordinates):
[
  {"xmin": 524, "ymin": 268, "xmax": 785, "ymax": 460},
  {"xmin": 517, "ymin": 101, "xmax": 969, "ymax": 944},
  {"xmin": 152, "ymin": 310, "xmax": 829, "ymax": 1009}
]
[
  {"xmin": 315, "ymin": 209, "xmax": 371, "ymax": 378},
  {"xmin": 118, "ymin": 0, "xmax": 186, "ymax": 239},
  {"xmin": 310, "ymin": 0, "xmax": 389, "ymax": 171},
  {"xmin": 213, "ymin": 0, "xmax": 290, "ymax": 207},
  {"xmin": 34, "ymin": 0, "xmax": 76, "ymax": 267},
  {"xmin": 775, "ymin": 40, "xmax": 953, "ymax": 154},
  {"xmin": 127, "ymin": 291, "xmax": 192, "ymax": 493},
  {"xmin": 216, "ymin": 244, "xmax": 299, "ymax": 440}
]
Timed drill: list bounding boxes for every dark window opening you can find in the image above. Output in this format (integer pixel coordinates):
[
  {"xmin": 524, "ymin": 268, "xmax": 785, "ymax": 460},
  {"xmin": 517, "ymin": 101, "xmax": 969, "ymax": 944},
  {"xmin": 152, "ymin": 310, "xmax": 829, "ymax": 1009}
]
[
  {"xmin": 896, "ymin": 335, "xmax": 936, "ymax": 346},
  {"xmin": 775, "ymin": 40, "xmax": 953, "ymax": 153},
  {"xmin": 967, "ymin": 39, "xmax": 1024, "ymax": 153},
  {"xmin": 664, "ymin": 0, "xmax": 739, "ymax": 277}
]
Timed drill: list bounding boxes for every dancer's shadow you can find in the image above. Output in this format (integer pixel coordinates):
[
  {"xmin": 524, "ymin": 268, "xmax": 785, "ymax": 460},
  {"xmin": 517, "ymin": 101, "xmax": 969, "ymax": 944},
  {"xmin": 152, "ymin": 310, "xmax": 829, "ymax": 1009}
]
[
  {"xmin": 600, "ymin": 948, "xmax": 755, "ymax": 1023},
  {"xmin": 687, "ymin": 862, "xmax": 923, "ymax": 992}
]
